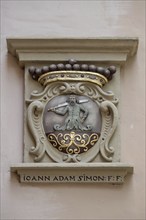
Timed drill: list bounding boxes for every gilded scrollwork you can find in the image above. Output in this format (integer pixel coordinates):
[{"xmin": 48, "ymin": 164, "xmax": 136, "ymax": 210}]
[{"xmin": 48, "ymin": 132, "xmax": 99, "ymax": 155}]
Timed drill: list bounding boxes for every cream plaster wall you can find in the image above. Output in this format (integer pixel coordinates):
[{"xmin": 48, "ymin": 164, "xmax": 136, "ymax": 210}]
[{"xmin": 1, "ymin": 1, "xmax": 145, "ymax": 220}]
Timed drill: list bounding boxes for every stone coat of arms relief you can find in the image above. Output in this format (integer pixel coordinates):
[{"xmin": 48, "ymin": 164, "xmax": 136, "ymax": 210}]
[
  {"xmin": 27, "ymin": 59, "xmax": 118, "ymax": 163},
  {"xmin": 8, "ymin": 38, "xmax": 137, "ymax": 183}
]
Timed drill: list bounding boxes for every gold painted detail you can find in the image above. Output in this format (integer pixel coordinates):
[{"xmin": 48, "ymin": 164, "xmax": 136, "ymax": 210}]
[
  {"xmin": 38, "ymin": 71, "xmax": 107, "ymax": 87},
  {"xmin": 47, "ymin": 131, "xmax": 99, "ymax": 154}
]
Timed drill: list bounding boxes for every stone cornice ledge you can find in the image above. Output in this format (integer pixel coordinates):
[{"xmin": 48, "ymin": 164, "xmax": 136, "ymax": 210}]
[
  {"xmin": 11, "ymin": 163, "xmax": 133, "ymax": 184},
  {"xmin": 7, "ymin": 37, "xmax": 138, "ymax": 67}
]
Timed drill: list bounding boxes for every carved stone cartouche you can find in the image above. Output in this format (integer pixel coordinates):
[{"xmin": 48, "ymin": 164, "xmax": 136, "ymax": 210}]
[{"xmin": 27, "ymin": 60, "xmax": 118, "ymax": 163}]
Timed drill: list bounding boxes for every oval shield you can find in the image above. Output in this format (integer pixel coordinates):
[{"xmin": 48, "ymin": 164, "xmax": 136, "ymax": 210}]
[{"xmin": 43, "ymin": 94, "xmax": 101, "ymax": 155}]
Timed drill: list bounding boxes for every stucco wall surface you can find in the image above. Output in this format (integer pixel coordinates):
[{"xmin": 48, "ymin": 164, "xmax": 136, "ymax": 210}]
[{"xmin": 1, "ymin": 1, "xmax": 145, "ymax": 220}]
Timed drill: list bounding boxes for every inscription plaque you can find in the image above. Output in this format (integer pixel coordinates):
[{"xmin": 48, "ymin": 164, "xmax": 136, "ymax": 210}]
[{"xmin": 11, "ymin": 163, "xmax": 133, "ymax": 184}]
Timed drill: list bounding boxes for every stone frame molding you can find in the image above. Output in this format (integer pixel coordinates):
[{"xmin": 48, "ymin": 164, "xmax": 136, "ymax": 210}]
[{"xmin": 7, "ymin": 37, "xmax": 138, "ymax": 184}]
